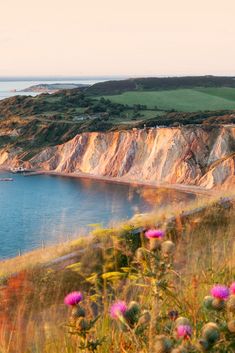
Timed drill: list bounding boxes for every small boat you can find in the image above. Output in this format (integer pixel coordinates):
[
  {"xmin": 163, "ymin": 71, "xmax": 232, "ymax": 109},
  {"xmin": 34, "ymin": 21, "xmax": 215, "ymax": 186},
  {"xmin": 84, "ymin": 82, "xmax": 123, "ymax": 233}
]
[
  {"xmin": 11, "ymin": 167, "xmax": 30, "ymax": 174},
  {"xmin": 0, "ymin": 178, "xmax": 13, "ymax": 181}
]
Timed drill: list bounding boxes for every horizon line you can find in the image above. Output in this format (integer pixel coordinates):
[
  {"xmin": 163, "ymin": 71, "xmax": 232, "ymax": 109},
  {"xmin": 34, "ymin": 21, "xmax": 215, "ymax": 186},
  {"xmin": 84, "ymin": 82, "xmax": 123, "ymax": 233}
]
[{"xmin": 1, "ymin": 74, "xmax": 235, "ymax": 82}]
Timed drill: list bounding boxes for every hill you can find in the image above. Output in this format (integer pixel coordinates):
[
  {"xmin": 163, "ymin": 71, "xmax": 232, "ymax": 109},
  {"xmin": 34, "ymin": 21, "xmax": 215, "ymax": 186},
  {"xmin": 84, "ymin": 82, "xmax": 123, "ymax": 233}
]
[
  {"xmin": 101, "ymin": 88, "xmax": 235, "ymax": 112},
  {"xmin": 21, "ymin": 83, "xmax": 89, "ymax": 93},
  {"xmin": 86, "ymin": 76, "xmax": 235, "ymax": 95}
]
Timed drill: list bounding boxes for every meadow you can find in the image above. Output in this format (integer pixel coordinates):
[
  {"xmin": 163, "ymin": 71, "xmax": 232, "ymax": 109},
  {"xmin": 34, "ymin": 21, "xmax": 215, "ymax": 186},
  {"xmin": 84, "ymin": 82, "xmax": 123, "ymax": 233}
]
[
  {"xmin": 102, "ymin": 87, "xmax": 235, "ymax": 112},
  {"xmin": 0, "ymin": 196, "xmax": 234, "ymax": 353}
]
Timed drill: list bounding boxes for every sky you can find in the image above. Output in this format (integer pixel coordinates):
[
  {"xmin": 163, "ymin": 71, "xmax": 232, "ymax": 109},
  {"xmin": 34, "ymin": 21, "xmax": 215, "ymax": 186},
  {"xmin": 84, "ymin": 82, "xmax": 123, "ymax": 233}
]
[{"xmin": 1, "ymin": 0, "xmax": 235, "ymax": 77}]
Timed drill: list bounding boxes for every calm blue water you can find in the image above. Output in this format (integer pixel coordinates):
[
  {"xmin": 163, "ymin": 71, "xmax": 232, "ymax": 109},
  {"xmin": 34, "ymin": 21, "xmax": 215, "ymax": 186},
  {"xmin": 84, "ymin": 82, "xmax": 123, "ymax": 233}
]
[
  {"xmin": 0, "ymin": 172, "xmax": 151, "ymax": 259},
  {"xmin": 0, "ymin": 172, "xmax": 195, "ymax": 259}
]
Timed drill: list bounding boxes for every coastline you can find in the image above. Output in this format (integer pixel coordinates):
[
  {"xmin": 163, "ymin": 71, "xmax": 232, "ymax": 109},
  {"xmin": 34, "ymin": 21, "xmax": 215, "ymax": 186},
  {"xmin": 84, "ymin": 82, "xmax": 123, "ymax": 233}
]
[{"xmin": 24, "ymin": 169, "xmax": 215, "ymax": 196}]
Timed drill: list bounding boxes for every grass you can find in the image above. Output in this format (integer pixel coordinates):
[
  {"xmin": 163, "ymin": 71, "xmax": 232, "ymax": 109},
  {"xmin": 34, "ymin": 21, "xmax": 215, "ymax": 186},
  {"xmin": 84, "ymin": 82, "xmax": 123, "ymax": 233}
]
[
  {"xmin": 109, "ymin": 109, "xmax": 165, "ymax": 125},
  {"xmin": 0, "ymin": 196, "xmax": 234, "ymax": 352},
  {"xmin": 0, "ymin": 237, "xmax": 89, "ymax": 279},
  {"xmin": 196, "ymin": 87, "xmax": 235, "ymax": 102},
  {"xmin": 102, "ymin": 88, "xmax": 235, "ymax": 112}
]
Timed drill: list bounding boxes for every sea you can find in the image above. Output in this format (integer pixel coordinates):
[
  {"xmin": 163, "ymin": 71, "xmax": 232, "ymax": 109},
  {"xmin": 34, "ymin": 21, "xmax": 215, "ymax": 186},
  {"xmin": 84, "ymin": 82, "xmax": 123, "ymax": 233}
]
[{"xmin": 0, "ymin": 172, "xmax": 195, "ymax": 259}]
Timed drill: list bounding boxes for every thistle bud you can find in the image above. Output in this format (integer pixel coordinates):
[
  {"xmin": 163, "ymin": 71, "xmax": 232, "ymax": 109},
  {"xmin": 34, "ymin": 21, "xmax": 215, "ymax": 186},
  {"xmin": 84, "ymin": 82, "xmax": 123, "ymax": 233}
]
[
  {"xmin": 168, "ymin": 310, "xmax": 179, "ymax": 321},
  {"xmin": 211, "ymin": 298, "xmax": 225, "ymax": 311},
  {"xmin": 203, "ymin": 296, "xmax": 214, "ymax": 310},
  {"xmin": 226, "ymin": 295, "xmax": 235, "ymax": 313},
  {"xmin": 136, "ymin": 247, "xmax": 146, "ymax": 262},
  {"xmin": 76, "ymin": 317, "xmax": 89, "ymax": 331},
  {"xmin": 171, "ymin": 345, "xmax": 188, "ymax": 353},
  {"xmin": 175, "ymin": 317, "xmax": 191, "ymax": 327},
  {"xmin": 161, "ymin": 240, "xmax": 175, "ymax": 256},
  {"xmin": 149, "ymin": 238, "xmax": 162, "ymax": 251},
  {"xmin": 201, "ymin": 322, "xmax": 220, "ymax": 345},
  {"xmin": 153, "ymin": 335, "xmax": 172, "ymax": 353},
  {"xmin": 124, "ymin": 301, "xmax": 140, "ymax": 326},
  {"xmin": 138, "ymin": 310, "xmax": 151, "ymax": 325},
  {"xmin": 71, "ymin": 306, "xmax": 86, "ymax": 318},
  {"xmin": 198, "ymin": 338, "xmax": 210, "ymax": 351},
  {"xmin": 227, "ymin": 320, "xmax": 235, "ymax": 333}
]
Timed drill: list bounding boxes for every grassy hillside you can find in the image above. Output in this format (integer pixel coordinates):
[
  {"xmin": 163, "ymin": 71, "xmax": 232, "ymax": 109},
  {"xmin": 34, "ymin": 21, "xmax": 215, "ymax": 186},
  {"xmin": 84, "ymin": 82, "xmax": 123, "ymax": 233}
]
[
  {"xmin": 102, "ymin": 88, "xmax": 235, "ymax": 112},
  {"xmin": 2, "ymin": 77, "xmax": 235, "ymax": 122},
  {"xmin": 86, "ymin": 76, "xmax": 235, "ymax": 95},
  {"xmin": 0, "ymin": 197, "xmax": 234, "ymax": 352},
  {"xmin": 196, "ymin": 87, "xmax": 235, "ymax": 101}
]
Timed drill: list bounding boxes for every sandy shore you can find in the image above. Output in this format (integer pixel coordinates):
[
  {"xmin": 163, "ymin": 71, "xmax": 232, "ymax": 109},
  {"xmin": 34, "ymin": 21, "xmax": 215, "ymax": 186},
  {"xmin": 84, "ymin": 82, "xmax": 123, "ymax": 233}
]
[{"xmin": 24, "ymin": 169, "xmax": 215, "ymax": 196}]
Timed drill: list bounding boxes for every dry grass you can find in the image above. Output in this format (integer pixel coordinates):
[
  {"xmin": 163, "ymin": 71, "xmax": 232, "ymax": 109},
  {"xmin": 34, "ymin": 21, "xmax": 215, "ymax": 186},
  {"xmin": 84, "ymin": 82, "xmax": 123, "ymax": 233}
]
[{"xmin": 0, "ymin": 236, "xmax": 90, "ymax": 278}]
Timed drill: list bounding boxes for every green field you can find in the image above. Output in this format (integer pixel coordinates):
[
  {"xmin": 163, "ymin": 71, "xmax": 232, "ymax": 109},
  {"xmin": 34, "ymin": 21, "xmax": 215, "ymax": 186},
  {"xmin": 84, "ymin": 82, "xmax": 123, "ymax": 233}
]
[{"xmin": 103, "ymin": 87, "xmax": 235, "ymax": 112}]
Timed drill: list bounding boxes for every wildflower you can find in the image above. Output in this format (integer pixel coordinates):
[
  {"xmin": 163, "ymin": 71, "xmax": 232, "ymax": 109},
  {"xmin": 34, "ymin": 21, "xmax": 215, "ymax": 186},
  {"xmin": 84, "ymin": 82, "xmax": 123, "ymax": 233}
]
[
  {"xmin": 64, "ymin": 291, "xmax": 83, "ymax": 306},
  {"xmin": 145, "ymin": 229, "xmax": 165, "ymax": 239},
  {"xmin": 177, "ymin": 325, "xmax": 192, "ymax": 339},
  {"xmin": 110, "ymin": 301, "xmax": 127, "ymax": 319},
  {"xmin": 210, "ymin": 285, "xmax": 229, "ymax": 300},
  {"xmin": 230, "ymin": 282, "xmax": 235, "ymax": 295}
]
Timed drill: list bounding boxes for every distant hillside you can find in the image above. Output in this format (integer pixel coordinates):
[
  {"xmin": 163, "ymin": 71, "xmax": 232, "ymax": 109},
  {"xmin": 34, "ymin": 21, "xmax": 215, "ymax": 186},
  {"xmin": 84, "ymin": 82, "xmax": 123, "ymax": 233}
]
[
  {"xmin": 86, "ymin": 76, "xmax": 235, "ymax": 95},
  {"xmin": 21, "ymin": 83, "xmax": 89, "ymax": 92},
  {"xmin": 1, "ymin": 76, "xmax": 235, "ymax": 150}
]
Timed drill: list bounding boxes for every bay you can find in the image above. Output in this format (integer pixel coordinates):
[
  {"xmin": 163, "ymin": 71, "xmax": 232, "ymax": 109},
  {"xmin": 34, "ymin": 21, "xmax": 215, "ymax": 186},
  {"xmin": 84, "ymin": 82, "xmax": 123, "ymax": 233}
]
[{"xmin": 0, "ymin": 172, "xmax": 195, "ymax": 259}]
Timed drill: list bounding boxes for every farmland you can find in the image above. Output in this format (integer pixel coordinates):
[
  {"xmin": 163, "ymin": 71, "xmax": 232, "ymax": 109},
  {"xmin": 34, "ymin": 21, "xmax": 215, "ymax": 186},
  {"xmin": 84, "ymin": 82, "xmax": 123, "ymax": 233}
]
[{"xmin": 102, "ymin": 87, "xmax": 235, "ymax": 112}]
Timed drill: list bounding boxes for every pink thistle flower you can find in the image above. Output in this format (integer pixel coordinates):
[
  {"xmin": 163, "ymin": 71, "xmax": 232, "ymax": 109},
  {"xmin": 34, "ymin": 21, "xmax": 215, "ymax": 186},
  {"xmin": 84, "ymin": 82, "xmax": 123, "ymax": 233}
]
[
  {"xmin": 64, "ymin": 291, "xmax": 83, "ymax": 306},
  {"xmin": 145, "ymin": 229, "xmax": 165, "ymax": 239},
  {"xmin": 230, "ymin": 282, "xmax": 235, "ymax": 295},
  {"xmin": 110, "ymin": 301, "xmax": 127, "ymax": 319},
  {"xmin": 211, "ymin": 285, "xmax": 230, "ymax": 300},
  {"xmin": 177, "ymin": 325, "xmax": 192, "ymax": 339}
]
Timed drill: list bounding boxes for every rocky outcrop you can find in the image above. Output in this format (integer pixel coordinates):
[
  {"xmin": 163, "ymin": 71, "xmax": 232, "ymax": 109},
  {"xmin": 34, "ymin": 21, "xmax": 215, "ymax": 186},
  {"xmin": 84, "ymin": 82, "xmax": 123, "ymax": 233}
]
[{"xmin": 1, "ymin": 126, "xmax": 235, "ymax": 189}]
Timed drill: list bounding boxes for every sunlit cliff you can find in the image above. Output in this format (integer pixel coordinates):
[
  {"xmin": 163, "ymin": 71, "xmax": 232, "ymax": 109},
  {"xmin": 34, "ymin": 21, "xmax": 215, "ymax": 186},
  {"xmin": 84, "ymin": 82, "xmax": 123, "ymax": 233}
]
[{"xmin": 1, "ymin": 126, "xmax": 235, "ymax": 189}]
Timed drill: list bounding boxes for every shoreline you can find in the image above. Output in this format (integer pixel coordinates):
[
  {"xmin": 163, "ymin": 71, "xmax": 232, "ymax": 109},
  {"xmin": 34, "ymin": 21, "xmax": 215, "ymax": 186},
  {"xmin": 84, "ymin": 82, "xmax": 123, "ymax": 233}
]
[{"xmin": 24, "ymin": 169, "xmax": 214, "ymax": 196}]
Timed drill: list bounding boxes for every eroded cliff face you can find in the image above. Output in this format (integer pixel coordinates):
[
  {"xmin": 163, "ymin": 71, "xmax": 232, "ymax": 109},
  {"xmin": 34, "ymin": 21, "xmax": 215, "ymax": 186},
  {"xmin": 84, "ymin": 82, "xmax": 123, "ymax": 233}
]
[{"xmin": 1, "ymin": 126, "xmax": 235, "ymax": 189}]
